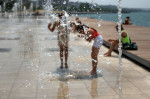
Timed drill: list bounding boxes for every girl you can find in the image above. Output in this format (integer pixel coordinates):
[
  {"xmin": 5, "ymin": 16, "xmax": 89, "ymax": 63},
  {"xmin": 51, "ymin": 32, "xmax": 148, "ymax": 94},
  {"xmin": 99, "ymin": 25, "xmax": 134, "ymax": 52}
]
[
  {"xmin": 48, "ymin": 13, "xmax": 69, "ymax": 69},
  {"xmin": 75, "ymin": 25, "xmax": 103, "ymax": 77}
]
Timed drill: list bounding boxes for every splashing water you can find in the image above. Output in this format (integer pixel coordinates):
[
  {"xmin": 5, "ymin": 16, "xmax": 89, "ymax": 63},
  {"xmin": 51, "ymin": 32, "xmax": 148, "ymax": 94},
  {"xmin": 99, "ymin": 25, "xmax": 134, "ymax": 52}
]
[
  {"xmin": 0, "ymin": 5, "xmax": 2, "ymax": 17},
  {"xmin": 63, "ymin": 0, "xmax": 67, "ymax": 4},
  {"xmin": 97, "ymin": 23, "xmax": 101, "ymax": 27},
  {"xmin": 83, "ymin": 26, "xmax": 89, "ymax": 39},
  {"xmin": 30, "ymin": 3, "xmax": 33, "ymax": 16},
  {"xmin": 3, "ymin": 2, "xmax": 6, "ymax": 11},
  {"xmin": 0, "ymin": 0, "xmax": 120, "ymax": 97},
  {"xmin": 39, "ymin": 69, "xmax": 91, "ymax": 82},
  {"xmin": 23, "ymin": 6, "xmax": 26, "ymax": 16},
  {"xmin": 91, "ymin": 0, "xmax": 96, "ymax": 7},
  {"xmin": 117, "ymin": 0, "xmax": 123, "ymax": 99},
  {"xmin": 0, "ymin": 5, "xmax": 1, "ymax": 12},
  {"xmin": 44, "ymin": 0, "xmax": 53, "ymax": 17}
]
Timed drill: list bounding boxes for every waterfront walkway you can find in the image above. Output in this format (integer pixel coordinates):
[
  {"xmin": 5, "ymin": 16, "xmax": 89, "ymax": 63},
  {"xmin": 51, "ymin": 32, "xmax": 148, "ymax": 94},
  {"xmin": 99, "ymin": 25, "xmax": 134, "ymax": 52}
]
[
  {"xmin": 77, "ymin": 17, "xmax": 150, "ymax": 68},
  {"xmin": 0, "ymin": 17, "xmax": 150, "ymax": 99}
]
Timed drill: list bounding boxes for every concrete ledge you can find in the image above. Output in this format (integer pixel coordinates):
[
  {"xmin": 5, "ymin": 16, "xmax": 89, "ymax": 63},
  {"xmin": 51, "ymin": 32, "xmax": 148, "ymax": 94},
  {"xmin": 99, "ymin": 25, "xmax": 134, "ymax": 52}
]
[{"xmin": 103, "ymin": 40, "xmax": 150, "ymax": 68}]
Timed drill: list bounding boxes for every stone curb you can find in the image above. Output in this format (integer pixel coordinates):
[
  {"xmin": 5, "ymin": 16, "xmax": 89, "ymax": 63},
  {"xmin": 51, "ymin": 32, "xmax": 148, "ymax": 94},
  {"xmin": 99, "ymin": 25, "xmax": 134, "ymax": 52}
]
[{"xmin": 103, "ymin": 40, "xmax": 150, "ymax": 68}]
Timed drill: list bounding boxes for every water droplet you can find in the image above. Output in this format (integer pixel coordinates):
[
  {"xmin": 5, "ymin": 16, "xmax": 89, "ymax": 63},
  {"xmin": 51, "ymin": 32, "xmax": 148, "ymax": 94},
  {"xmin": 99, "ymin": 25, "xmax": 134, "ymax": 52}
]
[
  {"xmin": 44, "ymin": 95, "xmax": 47, "ymax": 98},
  {"xmin": 106, "ymin": 61, "xmax": 110, "ymax": 64},
  {"xmin": 41, "ymin": 85, "xmax": 44, "ymax": 88},
  {"xmin": 63, "ymin": 1, "xmax": 66, "ymax": 4},
  {"xmin": 93, "ymin": 4, "xmax": 96, "ymax": 6},
  {"xmin": 98, "ymin": 23, "xmax": 101, "ymax": 27},
  {"xmin": 99, "ymin": 54, "xmax": 103, "ymax": 57},
  {"xmin": 97, "ymin": 69, "xmax": 102, "ymax": 73},
  {"xmin": 48, "ymin": 53, "xmax": 51, "ymax": 56},
  {"xmin": 85, "ymin": 68, "xmax": 88, "ymax": 71}
]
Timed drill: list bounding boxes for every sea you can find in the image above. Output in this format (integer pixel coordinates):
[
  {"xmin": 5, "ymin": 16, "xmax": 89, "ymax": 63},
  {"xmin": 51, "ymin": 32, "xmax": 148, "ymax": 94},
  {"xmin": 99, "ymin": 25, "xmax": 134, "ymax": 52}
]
[{"xmin": 77, "ymin": 12, "xmax": 150, "ymax": 28}]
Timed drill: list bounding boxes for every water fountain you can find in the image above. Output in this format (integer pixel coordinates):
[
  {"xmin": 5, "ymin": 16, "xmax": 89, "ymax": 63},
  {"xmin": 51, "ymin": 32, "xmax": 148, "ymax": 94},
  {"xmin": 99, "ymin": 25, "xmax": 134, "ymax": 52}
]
[
  {"xmin": 23, "ymin": 6, "xmax": 27, "ymax": 16},
  {"xmin": 118, "ymin": 0, "xmax": 123, "ymax": 99},
  {"xmin": 12, "ymin": 3, "xmax": 18, "ymax": 24},
  {"xmin": 3, "ymin": 2, "xmax": 7, "ymax": 17},
  {"xmin": 44, "ymin": 0, "xmax": 53, "ymax": 17},
  {"xmin": 3, "ymin": 2, "xmax": 5, "ymax": 10},
  {"xmin": 19, "ymin": 0, "xmax": 23, "ymax": 11},
  {"xmin": 30, "ymin": 2, "xmax": 33, "ymax": 16},
  {"xmin": 0, "ymin": 0, "xmax": 124, "ymax": 98},
  {"xmin": 0, "ymin": 5, "xmax": 2, "ymax": 16}
]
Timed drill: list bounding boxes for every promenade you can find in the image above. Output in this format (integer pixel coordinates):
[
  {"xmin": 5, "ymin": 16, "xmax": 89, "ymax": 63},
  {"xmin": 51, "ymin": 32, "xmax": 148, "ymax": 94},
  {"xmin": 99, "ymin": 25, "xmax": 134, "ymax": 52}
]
[
  {"xmin": 0, "ymin": 16, "xmax": 150, "ymax": 99},
  {"xmin": 77, "ymin": 17, "xmax": 150, "ymax": 68}
]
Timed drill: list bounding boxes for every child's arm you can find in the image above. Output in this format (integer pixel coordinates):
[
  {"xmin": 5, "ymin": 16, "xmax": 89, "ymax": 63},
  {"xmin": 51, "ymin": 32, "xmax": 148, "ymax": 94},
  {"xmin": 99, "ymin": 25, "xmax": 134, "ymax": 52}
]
[
  {"xmin": 48, "ymin": 22, "xmax": 57, "ymax": 32},
  {"xmin": 70, "ymin": 22, "xmax": 77, "ymax": 33},
  {"xmin": 85, "ymin": 30, "xmax": 92, "ymax": 42}
]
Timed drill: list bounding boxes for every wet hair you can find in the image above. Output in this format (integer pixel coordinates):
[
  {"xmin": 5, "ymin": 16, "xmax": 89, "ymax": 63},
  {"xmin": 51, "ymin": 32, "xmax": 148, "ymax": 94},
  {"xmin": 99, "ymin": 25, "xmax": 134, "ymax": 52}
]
[
  {"xmin": 76, "ymin": 25, "xmax": 97, "ymax": 33},
  {"xmin": 58, "ymin": 13, "xmax": 64, "ymax": 18},
  {"xmin": 76, "ymin": 25, "xmax": 84, "ymax": 32},
  {"xmin": 126, "ymin": 16, "xmax": 130, "ymax": 19},
  {"xmin": 76, "ymin": 17, "xmax": 82, "ymax": 24},
  {"xmin": 76, "ymin": 17, "xmax": 79, "ymax": 20}
]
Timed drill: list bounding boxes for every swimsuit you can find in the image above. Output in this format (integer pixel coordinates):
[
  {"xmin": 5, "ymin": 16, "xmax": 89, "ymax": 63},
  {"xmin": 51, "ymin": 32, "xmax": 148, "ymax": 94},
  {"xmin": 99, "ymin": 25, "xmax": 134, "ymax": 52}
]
[
  {"xmin": 88, "ymin": 28, "xmax": 103, "ymax": 48},
  {"xmin": 55, "ymin": 20, "xmax": 69, "ymax": 46}
]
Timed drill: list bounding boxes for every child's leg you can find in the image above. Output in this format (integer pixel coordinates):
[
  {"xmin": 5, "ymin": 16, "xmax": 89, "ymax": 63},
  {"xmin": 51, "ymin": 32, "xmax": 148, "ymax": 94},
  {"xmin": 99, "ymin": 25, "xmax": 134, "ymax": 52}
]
[
  {"xmin": 64, "ymin": 45, "xmax": 68, "ymax": 68},
  {"xmin": 59, "ymin": 43, "xmax": 64, "ymax": 68},
  {"xmin": 104, "ymin": 40, "xmax": 119, "ymax": 56},
  {"xmin": 91, "ymin": 46, "xmax": 100, "ymax": 73},
  {"xmin": 90, "ymin": 35, "xmax": 103, "ymax": 75}
]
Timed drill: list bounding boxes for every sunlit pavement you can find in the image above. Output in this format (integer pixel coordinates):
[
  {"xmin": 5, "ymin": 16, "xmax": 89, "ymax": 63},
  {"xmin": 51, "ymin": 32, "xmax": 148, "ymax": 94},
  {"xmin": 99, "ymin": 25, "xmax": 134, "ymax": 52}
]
[{"xmin": 0, "ymin": 17, "xmax": 150, "ymax": 99}]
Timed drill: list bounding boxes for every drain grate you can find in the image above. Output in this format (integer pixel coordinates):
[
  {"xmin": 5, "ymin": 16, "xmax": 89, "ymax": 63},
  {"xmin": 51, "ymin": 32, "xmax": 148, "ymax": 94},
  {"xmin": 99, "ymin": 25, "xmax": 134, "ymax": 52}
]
[{"xmin": 0, "ymin": 48, "xmax": 11, "ymax": 52}]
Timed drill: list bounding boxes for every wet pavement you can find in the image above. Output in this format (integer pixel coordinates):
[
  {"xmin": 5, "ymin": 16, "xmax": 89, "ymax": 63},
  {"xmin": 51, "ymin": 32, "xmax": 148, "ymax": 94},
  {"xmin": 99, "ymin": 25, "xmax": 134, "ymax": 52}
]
[{"xmin": 0, "ymin": 16, "xmax": 150, "ymax": 99}]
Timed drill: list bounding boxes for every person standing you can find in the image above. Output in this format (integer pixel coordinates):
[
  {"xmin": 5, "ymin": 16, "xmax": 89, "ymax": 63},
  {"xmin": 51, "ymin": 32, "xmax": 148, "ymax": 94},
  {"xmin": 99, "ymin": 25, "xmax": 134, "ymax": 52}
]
[
  {"xmin": 48, "ymin": 13, "xmax": 69, "ymax": 69},
  {"xmin": 73, "ymin": 24, "xmax": 103, "ymax": 77}
]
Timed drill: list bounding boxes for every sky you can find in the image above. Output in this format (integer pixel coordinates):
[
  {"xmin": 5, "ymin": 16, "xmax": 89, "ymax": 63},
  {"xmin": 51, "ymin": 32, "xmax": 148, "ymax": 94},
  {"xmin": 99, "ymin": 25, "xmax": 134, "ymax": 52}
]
[{"xmin": 70, "ymin": 0, "xmax": 150, "ymax": 9}]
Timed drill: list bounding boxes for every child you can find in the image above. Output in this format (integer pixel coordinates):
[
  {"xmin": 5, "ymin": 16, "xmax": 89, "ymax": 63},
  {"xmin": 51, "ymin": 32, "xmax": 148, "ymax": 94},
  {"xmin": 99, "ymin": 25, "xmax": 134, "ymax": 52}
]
[
  {"xmin": 48, "ymin": 13, "xmax": 69, "ymax": 69},
  {"xmin": 72, "ymin": 24, "xmax": 103, "ymax": 77}
]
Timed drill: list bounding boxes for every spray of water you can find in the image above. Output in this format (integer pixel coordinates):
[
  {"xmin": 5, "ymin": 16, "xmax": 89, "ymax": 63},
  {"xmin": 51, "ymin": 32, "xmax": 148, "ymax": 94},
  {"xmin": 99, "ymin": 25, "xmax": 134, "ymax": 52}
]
[
  {"xmin": 3, "ymin": 2, "xmax": 6, "ymax": 11},
  {"xmin": 44, "ymin": 0, "xmax": 53, "ymax": 17},
  {"xmin": 0, "ymin": 5, "xmax": 2, "ymax": 17},
  {"xmin": 0, "ymin": 0, "xmax": 124, "ymax": 97},
  {"xmin": 0, "ymin": 5, "xmax": 1, "ymax": 12},
  {"xmin": 23, "ymin": 6, "xmax": 26, "ymax": 16},
  {"xmin": 117, "ymin": 0, "xmax": 123, "ymax": 99},
  {"xmin": 30, "ymin": 3, "xmax": 33, "ymax": 16}
]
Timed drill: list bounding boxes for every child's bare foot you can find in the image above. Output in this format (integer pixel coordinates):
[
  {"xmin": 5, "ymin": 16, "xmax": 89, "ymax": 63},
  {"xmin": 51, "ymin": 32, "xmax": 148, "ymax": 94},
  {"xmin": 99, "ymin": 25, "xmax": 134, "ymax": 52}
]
[
  {"xmin": 104, "ymin": 52, "xmax": 111, "ymax": 57},
  {"xmin": 65, "ymin": 63, "xmax": 68, "ymax": 68},
  {"xmin": 60, "ymin": 63, "xmax": 63, "ymax": 69},
  {"xmin": 88, "ymin": 70, "xmax": 97, "ymax": 75},
  {"xmin": 104, "ymin": 52, "xmax": 108, "ymax": 55},
  {"xmin": 89, "ymin": 70, "xmax": 97, "ymax": 78}
]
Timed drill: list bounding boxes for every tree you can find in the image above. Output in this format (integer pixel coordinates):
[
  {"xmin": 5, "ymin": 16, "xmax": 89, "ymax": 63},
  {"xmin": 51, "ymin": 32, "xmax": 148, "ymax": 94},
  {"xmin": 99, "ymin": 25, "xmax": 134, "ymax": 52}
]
[
  {"xmin": 79, "ymin": 3, "xmax": 90, "ymax": 12},
  {"xmin": 5, "ymin": 1, "xmax": 15, "ymax": 11},
  {"xmin": 68, "ymin": 5, "xmax": 78, "ymax": 12},
  {"xmin": 0, "ymin": 0, "xmax": 4, "ymax": 6}
]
